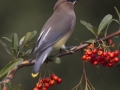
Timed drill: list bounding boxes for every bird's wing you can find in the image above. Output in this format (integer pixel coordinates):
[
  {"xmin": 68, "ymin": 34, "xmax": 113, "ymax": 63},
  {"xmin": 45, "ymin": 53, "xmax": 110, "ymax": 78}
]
[{"xmin": 34, "ymin": 13, "xmax": 75, "ymax": 54}]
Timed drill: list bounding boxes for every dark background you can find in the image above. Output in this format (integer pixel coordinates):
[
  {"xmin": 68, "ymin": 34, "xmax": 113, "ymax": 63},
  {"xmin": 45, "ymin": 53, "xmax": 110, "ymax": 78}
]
[{"xmin": 0, "ymin": 0, "xmax": 120, "ymax": 90}]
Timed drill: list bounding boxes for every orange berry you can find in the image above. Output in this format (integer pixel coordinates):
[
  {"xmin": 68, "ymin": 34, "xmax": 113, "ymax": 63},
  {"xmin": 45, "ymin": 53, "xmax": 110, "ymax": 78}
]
[
  {"xmin": 82, "ymin": 55, "xmax": 87, "ymax": 60},
  {"xmin": 98, "ymin": 51, "xmax": 103, "ymax": 56},
  {"xmin": 49, "ymin": 80, "xmax": 55, "ymax": 86},
  {"xmin": 33, "ymin": 87, "xmax": 38, "ymax": 90},
  {"xmin": 36, "ymin": 83, "xmax": 42, "ymax": 89},
  {"xmin": 52, "ymin": 75, "xmax": 58, "ymax": 81}
]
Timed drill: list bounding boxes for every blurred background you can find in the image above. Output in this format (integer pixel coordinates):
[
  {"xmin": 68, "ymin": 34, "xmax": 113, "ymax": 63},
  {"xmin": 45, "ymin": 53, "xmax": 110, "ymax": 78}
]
[{"xmin": 0, "ymin": 0, "xmax": 120, "ymax": 90}]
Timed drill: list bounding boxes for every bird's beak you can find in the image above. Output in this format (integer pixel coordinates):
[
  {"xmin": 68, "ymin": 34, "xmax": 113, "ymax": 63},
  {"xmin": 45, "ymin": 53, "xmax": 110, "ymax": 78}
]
[{"xmin": 72, "ymin": 0, "xmax": 78, "ymax": 4}]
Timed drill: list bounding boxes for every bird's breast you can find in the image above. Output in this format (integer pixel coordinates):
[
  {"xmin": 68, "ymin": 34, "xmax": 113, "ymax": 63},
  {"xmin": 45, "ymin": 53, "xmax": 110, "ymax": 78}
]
[{"xmin": 53, "ymin": 29, "xmax": 73, "ymax": 50}]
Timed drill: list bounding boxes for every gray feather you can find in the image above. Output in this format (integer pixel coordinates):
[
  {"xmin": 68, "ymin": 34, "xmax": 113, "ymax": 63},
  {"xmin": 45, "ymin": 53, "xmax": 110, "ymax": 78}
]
[{"xmin": 32, "ymin": 46, "xmax": 53, "ymax": 74}]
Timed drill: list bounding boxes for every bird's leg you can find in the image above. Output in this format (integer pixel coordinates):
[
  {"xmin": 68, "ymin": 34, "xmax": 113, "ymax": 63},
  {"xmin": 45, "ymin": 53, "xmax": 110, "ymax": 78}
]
[{"xmin": 60, "ymin": 45, "xmax": 76, "ymax": 53}]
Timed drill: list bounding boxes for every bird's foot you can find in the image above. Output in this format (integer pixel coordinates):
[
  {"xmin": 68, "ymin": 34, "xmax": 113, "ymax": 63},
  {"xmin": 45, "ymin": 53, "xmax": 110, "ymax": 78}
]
[{"xmin": 60, "ymin": 46, "xmax": 76, "ymax": 53}]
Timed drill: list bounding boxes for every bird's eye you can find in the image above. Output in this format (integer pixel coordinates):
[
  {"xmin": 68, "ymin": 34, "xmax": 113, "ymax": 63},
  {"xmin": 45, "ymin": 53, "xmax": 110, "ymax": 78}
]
[{"xmin": 67, "ymin": 0, "xmax": 78, "ymax": 2}]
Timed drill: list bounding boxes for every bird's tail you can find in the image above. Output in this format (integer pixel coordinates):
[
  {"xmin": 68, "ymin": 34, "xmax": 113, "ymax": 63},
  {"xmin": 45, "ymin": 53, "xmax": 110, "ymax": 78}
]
[{"xmin": 31, "ymin": 46, "xmax": 53, "ymax": 78}]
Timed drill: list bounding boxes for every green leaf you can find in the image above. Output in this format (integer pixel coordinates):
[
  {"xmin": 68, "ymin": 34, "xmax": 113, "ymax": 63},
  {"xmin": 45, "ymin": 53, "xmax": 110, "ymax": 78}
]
[
  {"xmin": 25, "ymin": 48, "xmax": 33, "ymax": 55},
  {"xmin": 80, "ymin": 20, "xmax": 96, "ymax": 36},
  {"xmin": 19, "ymin": 32, "xmax": 31, "ymax": 51},
  {"xmin": 19, "ymin": 36, "xmax": 25, "ymax": 46},
  {"xmin": 0, "ymin": 39, "xmax": 12, "ymax": 55},
  {"xmin": 104, "ymin": 19, "xmax": 113, "ymax": 36},
  {"xmin": 84, "ymin": 39, "xmax": 95, "ymax": 43},
  {"xmin": 11, "ymin": 33, "xmax": 18, "ymax": 53},
  {"xmin": 0, "ymin": 58, "xmax": 23, "ymax": 78},
  {"xmin": 2, "ymin": 37, "xmax": 12, "ymax": 43},
  {"xmin": 13, "ymin": 84, "xmax": 21, "ymax": 90},
  {"xmin": 98, "ymin": 14, "xmax": 113, "ymax": 35},
  {"xmin": 5, "ymin": 82, "xmax": 12, "ymax": 90},
  {"xmin": 114, "ymin": 7, "xmax": 120, "ymax": 21},
  {"xmin": 49, "ymin": 56, "xmax": 61, "ymax": 64},
  {"xmin": 28, "ymin": 30, "xmax": 37, "ymax": 42}
]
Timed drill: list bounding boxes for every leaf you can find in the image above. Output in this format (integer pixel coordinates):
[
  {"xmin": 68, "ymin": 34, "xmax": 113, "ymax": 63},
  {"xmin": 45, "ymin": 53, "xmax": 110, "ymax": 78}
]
[
  {"xmin": 19, "ymin": 32, "xmax": 31, "ymax": 51},
  {"xmin": 80, "ymin": 20, "xmax": 96, "ymax": 36},
  {"xmin": 0, "ymin": 39, "xmax": 12, "ymax": 55},
  {"xmin": 84, "ymin": 39, "xmax": 95, "ymax": 43},
  {"xmin": 104, "ymin": 19, "xmax": 120, "ymax": 36},
  {"xmin": 98, "ymin": 14, "xmax": 113, "ymax": 35},
  {"xmin": 25, "ymin": 48, "xmax": 33, "ymax": 55},
  {"xmin": 11, "ymin": 33, "xmax": 18, "ymax": 53},
  {"xmin": 49, "ymin": 56, "xmax": 61, "ymax": 64},
  {"xmin": 114, "ymin": 7, "xmax": 120, "ymax": 21},
  {"xmin": 104, "ymin": 19, "xmax": 113, "ymax": 36},
  {"xmin": 0, "ymin": 58, "xmax": 23, "ymax": 78},
  {"xmin": 13, "ymin": 84, "xmax": 21, "ymax": 90},
  {"xmin": 28, "ymin": 30, "xmax": 37, "ymax": 42},
  {"xmin": 19, "ymin": 36, "xmax": 25, "ymax": 46},
  {"xmin": 2, "ymin": 37, "xmax": 12, "ymax": 43},
  {"xmin": 5, "ymin": 82, "xmax": 12, "ymax": 90}
]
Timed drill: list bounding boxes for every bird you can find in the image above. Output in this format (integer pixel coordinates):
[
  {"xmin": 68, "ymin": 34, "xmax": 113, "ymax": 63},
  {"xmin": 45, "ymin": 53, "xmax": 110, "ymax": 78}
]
[{"xmin": 31, "ymin": 0, "xmax": 77, "ymax": 78}]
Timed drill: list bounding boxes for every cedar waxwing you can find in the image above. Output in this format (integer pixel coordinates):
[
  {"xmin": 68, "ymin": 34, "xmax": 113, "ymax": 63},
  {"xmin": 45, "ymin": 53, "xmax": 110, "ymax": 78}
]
[{"xmin": 32, "ymin": 0, "xmax": 77, "ymax": 78}]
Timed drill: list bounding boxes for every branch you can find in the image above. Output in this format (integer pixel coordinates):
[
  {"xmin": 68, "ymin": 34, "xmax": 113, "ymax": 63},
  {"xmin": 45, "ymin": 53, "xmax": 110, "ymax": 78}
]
[{"xmin": 0, "ymin": 29, "xmax": 120, "ymax": 87}]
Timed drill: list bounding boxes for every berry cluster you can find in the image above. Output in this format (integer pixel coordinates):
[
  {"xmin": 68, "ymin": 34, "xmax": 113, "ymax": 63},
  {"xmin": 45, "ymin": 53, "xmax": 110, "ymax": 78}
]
[
  {"xmin": 82, "ymin": 46, "xmax": 120, "ymax": 67},
  {"xmin": 33, "ymin": 74, "xmax": 62, "ymax": 90}
]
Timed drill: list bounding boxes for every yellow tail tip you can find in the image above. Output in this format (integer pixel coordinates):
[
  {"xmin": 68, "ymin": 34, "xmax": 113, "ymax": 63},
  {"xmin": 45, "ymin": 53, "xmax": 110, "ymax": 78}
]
[{"xmin": 31, "ymin": 73, "xmax": 39, "ymax": 78}]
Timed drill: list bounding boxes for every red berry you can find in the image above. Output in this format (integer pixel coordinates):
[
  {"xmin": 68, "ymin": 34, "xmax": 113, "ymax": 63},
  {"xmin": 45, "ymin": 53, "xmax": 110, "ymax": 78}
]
[
  {"xmin": 33, "ymin": 87, "xmax": 38, "ymax": 90},
  {"xmin": 44, "ymin": 83, "xmax": 50, "ymax": 88},
  {"xmin": 107, "ymin": 52, "xmax": 111, "ymax": 55},
  {"xmin": 49, "ymin": 80, "xmax": 55, "ymax": 86},
  {"xmin": 104, "ymin": 56, "xmax": 110, "ymax": 62},
  {"xmin": 109, "ymin": 39, "xmax": 113, "ymax": 45},
  {"xmin": 42, "ymin": 77, "xmax": 46, "ymax": 83},
  {"xmin": 57, "ymin": 78, "xmax": 62, "ymax": 84},
  {"xmin": 109, "ymin": 52, "xmax": 115, "ymax": 58},
  {"xmin": 109, "ymin": 59, "xmax": 114, "ymax": 63},
  {"xmin": 98, "ymin": 51, "xmax": 103, "ymax": 56},
  {"xmin": 86, "ymin": 56, "xmax": 92, "ymax": 61},
  {"xmin": 103, "ymin": 52, "xmax": 107, "ymax": 57},
  {"xmin": 114, "ymin": 57, "xmax": 119, "ymax": 63},
  {"xmin": 41, "ymin": 87, "xmax": 47, "ymax": 90},
  {"xmin": 101, "ymin": 61, "xmax": 107, "ymax": 66},
  {"xmin": 93, "ymin": 61, "xmax": 98, "ymax": 66},
  {"xmin": 98, "ymin": 47, "xmax": 102, "ymax": 51},
  {"xmin": 82, "ymin": 55, "xmax": 87, "ymax": 60},
  {"xmin": 108, "ymin": 63, "xmax": 114, "ymax": 67},
  {"xmin": 50, "ymin": 74, "xmax": 55, "ymax": 78},
  {"xmin": 114, "ymin": 50, "xmax": 119, "ymax": 56},
  {"xmin": 52, "ymin": 75, "xmax": 58, "ymax": 81},
  {"xmin": 36, "ymin": 83, "xmax": 42, "ymax": 89},
  {"xmin": 45, "ymin": 78, "xmax": 50, "ymax": 83},
  {"xmin": 92, "ymin": 48, "xmax": 97, "ymax": 54}
]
